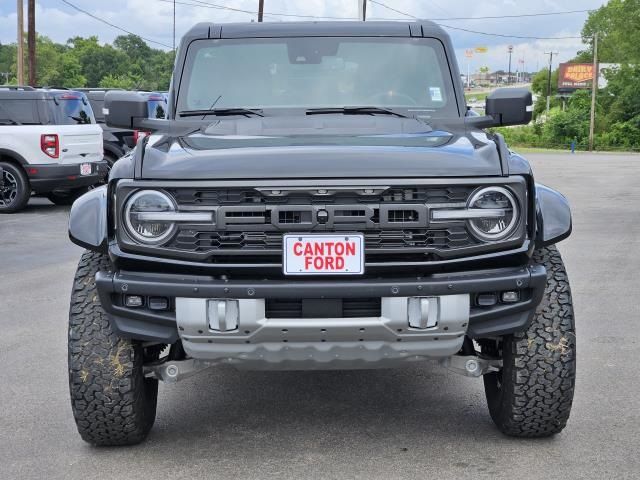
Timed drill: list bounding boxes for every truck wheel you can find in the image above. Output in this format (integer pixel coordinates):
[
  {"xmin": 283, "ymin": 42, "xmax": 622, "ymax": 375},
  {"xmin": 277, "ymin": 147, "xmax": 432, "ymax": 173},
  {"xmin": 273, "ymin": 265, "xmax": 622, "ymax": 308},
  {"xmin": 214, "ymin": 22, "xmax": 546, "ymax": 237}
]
[
  {"xmin": 104, "ymin": 151, "xmax": 119, "ymax": 169},
  {"xmin": 0, "ymin": 161, "xmax": 30, "ymax": 213},
  {"xmin": 483, "ymin": 245, "xmax": 576, "ymax": 437},
  {"xmin": 68, "ymin": 251, "xmax": 158, "ymax": 446},
  {"xmin": 47, "ymin": 187, "xmax": 88, "ymax": 206}
]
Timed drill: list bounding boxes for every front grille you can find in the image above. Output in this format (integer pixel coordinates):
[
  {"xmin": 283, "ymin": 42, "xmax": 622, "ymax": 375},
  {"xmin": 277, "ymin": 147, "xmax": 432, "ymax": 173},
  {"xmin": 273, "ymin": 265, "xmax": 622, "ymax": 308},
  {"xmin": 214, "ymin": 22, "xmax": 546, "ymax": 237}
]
[
  {"xmin": 265, "ymin": 298, "xmax": 382, "ymax": 318},
  {"xmin": 116, "ymin": 181, "xmax": 527, "ymax": 266},
  {"xmin": 163, "ymin": 185, "xmax": 479, "ymax": 259},
  {"xmin": 169, "ymin": 228, "xmax": 474, "ymax": 252}
]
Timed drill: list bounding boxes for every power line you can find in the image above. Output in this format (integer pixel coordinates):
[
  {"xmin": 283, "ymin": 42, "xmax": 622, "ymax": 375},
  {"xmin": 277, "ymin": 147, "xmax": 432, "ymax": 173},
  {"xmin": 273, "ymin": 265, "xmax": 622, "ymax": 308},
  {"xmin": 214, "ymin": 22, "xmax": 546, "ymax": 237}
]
[
  {"xmin": 60, "ymin": 0, "xmax": 173, "ymax": 48},
  {"xmin": 436, "ymin": 23, "xmax": 583, "ymax": 40},
  {"xmin": 155, "ymin": 0, "xmax": 591, "ymax": 29},
  {"xmin": 369, "ymin": 1, "xmax": 592, "ymax": 21},
  {"xmin": 431, "ymin": 9, "xmax": 593, "ymax": 21},
  {"xmin": 159, "ymin": 0, "xmax": 355, "ymax": 20},
  {"xmin": 368, "ymin": 0, "xmax": 583, "ymax": 40}
]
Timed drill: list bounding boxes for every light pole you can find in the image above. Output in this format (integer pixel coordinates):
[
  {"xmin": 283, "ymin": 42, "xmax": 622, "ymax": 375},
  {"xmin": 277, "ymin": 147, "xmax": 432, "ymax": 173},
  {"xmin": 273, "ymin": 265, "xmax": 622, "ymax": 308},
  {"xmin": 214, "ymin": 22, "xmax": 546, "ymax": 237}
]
[
  {"xmin": 358, "ymin": 0, "xmax": 367, "ymax": 21},
  {"xmin": 544, "ymin": 51, "xmax": 559, "ymax": 114},
  {"xmin": 507, "ymin": 45, "xmax": 513, "ymax": 85}
]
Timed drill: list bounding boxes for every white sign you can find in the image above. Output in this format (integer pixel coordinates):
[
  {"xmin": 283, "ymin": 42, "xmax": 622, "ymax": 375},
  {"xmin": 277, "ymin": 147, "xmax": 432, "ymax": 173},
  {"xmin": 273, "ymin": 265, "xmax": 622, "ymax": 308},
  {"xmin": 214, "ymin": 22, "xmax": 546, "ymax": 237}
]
[{"xmin": 283, "ymin": 234, "xmax": 364, "ymax": 275}]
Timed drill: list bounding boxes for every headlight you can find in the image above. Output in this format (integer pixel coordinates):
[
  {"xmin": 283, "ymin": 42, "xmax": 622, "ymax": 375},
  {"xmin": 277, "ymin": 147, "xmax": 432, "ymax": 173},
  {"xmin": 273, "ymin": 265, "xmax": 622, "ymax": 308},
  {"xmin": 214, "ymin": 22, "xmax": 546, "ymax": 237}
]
[
  {"xmin": 467, "ymin": 187, "xmax": 519, "ymax": 241},
  {"xmin": 124, "ymin": 190, "xmax": 176, "ymax": 244}
]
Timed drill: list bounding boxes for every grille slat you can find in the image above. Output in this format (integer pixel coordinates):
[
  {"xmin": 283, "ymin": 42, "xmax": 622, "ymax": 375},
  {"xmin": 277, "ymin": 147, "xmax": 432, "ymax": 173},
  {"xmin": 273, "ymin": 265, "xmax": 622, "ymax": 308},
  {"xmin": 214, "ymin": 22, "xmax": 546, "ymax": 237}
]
[
  {"xmin": 166, "ymin": 186, "xmax": 473, "ymax": 206},
  {"xmin": 265, "ymin": 298, "xmax": 381, "ymax": 318},
  {"xmin": 162, "ymin": 186, "xmax": 483, "ymax": 260},
  {"xmin": 170, "ymin": 228, "xmax": 473, "ymax": 252}
]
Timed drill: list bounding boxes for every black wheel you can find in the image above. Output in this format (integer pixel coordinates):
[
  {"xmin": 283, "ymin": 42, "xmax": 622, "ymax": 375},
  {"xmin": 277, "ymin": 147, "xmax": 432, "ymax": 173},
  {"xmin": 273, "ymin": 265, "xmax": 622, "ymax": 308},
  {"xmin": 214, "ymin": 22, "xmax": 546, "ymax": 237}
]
[
  {"xmin": 103, "ymin": 151, "xmax": 119, "ymax": 174},
  {"xmin": 68, "ymin": 251, "xmax": 158, "ymax": 446},
  {"xmin": 46, "ymin": 187, "xmax": 88, "ymax": 206},
  {"xmin": 483, "ymin": 245, "xmax": 576, "ymax": 437},
  {"xmin": 0, "ymin": 161, "xmax": 30, "ymax": 213}
]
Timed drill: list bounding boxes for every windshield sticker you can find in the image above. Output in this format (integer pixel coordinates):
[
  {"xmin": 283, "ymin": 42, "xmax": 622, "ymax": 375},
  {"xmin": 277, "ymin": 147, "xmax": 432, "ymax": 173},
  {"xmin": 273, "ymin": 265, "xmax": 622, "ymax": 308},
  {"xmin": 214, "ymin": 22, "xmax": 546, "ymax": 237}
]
[{"xmin": 429, "ymin": 87, "xmax": 443, "ymax": 102}]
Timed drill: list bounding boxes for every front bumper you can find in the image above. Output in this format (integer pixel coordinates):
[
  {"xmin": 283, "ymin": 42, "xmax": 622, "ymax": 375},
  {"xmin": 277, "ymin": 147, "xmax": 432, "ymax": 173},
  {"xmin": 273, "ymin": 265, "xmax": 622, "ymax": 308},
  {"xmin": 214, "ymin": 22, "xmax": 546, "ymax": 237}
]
[
  {"xmin": 95, "ymin": 264, "xmax": 546, "ymax": 368},
  {"xmin": 28, "ymin": 161, "xmax": 108, "ymax": 193}
]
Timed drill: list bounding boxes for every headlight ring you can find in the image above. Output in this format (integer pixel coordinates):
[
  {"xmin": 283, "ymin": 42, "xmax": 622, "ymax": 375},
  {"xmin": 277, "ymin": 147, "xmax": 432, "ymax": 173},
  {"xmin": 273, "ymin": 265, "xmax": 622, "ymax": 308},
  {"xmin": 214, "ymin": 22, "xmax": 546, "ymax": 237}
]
[
  {"xmin": 467, "ymin": 186, "xmax": 519, "ymax": 241},
  {"xmin": 123, "ymin": 190, "xmax": 177, "ymax": 245}
]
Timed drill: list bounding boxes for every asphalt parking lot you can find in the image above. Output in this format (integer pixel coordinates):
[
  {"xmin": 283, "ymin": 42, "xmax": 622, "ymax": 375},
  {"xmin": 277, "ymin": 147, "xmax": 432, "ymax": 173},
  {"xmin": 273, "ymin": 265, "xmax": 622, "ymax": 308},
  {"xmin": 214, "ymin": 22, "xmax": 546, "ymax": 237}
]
[{"xmin": 1, "ymin": 153, "xmax": 639, "ymax": 480}]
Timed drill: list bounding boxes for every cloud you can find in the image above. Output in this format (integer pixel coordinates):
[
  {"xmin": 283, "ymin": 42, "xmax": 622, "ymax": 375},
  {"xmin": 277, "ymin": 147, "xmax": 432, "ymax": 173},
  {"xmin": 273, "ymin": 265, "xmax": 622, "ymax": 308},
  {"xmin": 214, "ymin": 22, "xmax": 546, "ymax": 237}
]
[{"xmin": 0, "ymin": 0, "xmax": 605, "ymax": 70}]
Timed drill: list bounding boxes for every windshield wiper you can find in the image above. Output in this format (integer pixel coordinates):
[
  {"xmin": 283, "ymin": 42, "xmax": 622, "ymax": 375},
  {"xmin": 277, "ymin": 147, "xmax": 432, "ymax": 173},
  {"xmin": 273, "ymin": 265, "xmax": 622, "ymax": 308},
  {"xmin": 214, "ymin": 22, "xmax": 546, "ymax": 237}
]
[
  {"xmin": 178, "ymin": 108, "xmax": 264, "ymax": 118},
  {"xmin": 306, "ymin": 106, "xmax": 408, "ymax": 118}
]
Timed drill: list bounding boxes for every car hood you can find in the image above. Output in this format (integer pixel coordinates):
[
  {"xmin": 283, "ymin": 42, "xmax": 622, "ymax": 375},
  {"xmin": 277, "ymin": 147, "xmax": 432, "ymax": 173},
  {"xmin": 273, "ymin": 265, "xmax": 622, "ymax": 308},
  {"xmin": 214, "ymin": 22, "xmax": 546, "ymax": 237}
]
[{"xmin": 140, "ymin": 116, "xmax": 504, "ymax": 179}]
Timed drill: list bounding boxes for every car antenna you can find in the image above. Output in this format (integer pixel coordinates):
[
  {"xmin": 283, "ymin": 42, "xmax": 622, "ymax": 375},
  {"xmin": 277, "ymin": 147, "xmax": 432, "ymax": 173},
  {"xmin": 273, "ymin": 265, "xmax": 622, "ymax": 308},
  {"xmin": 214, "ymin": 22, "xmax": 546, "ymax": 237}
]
[{"xmin": 202, "ymin": 95, "xmax": 222, "ymax": 120}]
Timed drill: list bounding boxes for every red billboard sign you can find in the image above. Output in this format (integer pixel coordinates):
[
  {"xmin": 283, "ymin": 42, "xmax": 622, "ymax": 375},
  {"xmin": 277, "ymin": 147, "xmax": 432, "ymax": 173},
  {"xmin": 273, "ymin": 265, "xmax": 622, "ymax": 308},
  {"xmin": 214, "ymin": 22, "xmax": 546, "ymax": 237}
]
[{"xmin": 558, "ymin": 63, "xmax": 594, "ymax": 90}]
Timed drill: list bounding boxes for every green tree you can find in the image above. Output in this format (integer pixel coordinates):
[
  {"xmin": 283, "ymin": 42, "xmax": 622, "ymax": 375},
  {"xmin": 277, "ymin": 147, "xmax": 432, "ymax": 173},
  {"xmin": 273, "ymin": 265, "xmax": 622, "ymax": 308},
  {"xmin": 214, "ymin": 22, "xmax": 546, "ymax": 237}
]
[
  {"xmin": 67, "ymin": 36, "xmax": 129, "ymax": 87},
  {"xmin": 0, "ymin": 42, "xmax": 18, "ymax": 83},
  {"xmin": 99, "ymin": 73, "xmax": 142, "ymax": 90},
  {"xmin": 530, "ymin": 68, "xmax": 560, "ymax": 118},
  {"xmin": 580, "ymin": 0, "xmax": 640, "ymax": 63}
]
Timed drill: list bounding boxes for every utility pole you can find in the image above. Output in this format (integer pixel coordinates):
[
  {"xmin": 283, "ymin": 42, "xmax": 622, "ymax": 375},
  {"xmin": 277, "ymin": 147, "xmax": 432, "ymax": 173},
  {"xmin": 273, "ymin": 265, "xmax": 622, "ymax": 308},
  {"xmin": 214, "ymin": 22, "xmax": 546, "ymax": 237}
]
[
  {"xmin": 589, "ymin": 32, "xmax": 599, "ymax": 152},
  {"xmin": 27, "ymin": 0, "xmax": 35, "ymax": 87},
  {"xmin": 359, "ymin": 0, "xmax": 367, "ymax": 21},
  {"xmin": 258, "ymin": 0, "xmax": 264, "ymax": 22},
  {"xmin": 544, "ymin": 51, "xmax": 558, "ymax": 115},
  {"xmin": 507, "ymin": 45, "xmax": 513, "ymax": 85},
  {"xmin": 17, "ymin": 0, "xmax": 24, "ymax": 85},
  {"xmin": 172, "ymin": 0, "xmax": 176, "ymax": 59}
]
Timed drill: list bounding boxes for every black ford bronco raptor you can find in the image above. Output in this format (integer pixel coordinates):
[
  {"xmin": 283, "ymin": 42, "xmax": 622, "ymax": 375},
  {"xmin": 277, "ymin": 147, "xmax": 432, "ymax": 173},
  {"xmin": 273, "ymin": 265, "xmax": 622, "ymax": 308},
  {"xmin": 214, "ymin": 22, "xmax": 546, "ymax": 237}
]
[{"xmin": 67, "ymin": 21, "xmax": 575, "ymax": 446}]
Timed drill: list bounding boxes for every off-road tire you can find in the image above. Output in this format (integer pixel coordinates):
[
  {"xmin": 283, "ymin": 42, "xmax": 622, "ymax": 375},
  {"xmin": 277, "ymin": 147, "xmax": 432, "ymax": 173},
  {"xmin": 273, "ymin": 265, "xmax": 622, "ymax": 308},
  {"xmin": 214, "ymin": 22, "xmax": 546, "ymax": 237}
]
[
  {"xmin": 103, "ymin": 151, "xmax": 119, "ymax": 169},
  {"xmin": 47, "ymin": 187, "xmax": 88, "ymax": 206},
  {"xmin": 0, "ymin": 161, "xmax": 30, "ymax": 213},
  {"xmin": 483, "ymin": 245, "xmax": 576, "ymax": 437},
  {"xmin": 68, "ymin": 250, "xmax": 158, "ymax": 446}
]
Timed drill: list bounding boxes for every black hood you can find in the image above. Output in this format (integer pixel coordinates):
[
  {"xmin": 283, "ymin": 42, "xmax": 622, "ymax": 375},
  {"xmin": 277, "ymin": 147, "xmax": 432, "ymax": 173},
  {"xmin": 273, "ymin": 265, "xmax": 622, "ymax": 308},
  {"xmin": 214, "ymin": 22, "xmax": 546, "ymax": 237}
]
[{"xmin": 139, "ymin": 116, "xmax": 504, "ymax": 180}]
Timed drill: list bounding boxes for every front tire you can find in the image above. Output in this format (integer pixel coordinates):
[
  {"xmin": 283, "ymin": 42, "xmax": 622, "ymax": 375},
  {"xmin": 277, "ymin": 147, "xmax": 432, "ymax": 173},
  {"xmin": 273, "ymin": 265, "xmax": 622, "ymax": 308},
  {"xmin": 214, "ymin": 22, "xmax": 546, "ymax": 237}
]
[
  {"xmin": 47, "ymin": 187, "xmax": 88, "ymax": 206},
  {"xmin": 483, "ymin": 245, "xmax": 576, "ymax": 437},
  {"xmin": 68, "ymin": 251, "xmax": 158, "ymax": 446},
  {"xmin": 0, "ymin": 161, "xmax": 30, "ymax": 213}
]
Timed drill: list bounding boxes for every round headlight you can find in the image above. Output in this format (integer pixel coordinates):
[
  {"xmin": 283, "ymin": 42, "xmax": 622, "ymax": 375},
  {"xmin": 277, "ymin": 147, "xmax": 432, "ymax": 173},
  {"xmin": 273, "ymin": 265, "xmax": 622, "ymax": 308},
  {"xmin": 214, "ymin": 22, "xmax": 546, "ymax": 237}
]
[
  {"xmin": 467, "ymin": 187, "xmax": 519, "ymax": 241},
  {"xmin": 124, "ymin": 190, "xmax": 176, "ymax": 244}
]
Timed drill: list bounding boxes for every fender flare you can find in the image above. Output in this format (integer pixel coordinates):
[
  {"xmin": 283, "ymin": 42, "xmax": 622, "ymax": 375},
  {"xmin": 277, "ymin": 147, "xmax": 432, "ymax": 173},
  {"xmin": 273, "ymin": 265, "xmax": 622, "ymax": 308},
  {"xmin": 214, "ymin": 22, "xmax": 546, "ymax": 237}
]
[
  {"xmin": 68, "ymin": 185, "xmax": 108, "ymax": 251},
  {"xmin": 0, "ymin": 148, "xmax": 29, "ymax": 166},
  {"xmin": 535, "ymin": 183, "xmax": 572, "ymax": 247}
]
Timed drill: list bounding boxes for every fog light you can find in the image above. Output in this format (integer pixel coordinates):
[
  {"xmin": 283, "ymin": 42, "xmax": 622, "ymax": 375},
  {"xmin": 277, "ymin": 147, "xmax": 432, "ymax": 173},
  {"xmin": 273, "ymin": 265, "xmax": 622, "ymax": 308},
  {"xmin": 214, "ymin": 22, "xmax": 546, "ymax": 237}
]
[
  {"xmin": 148, "ymin": 297, "xmax": 169, "ymax": 311},
  {"xmin": 501, "ymin": 291, "xmax": 520, "ymax": 303},
  {"xmin": 125, "ymin": 295, "xmax": 144, "ymax": 308},
  {"xmin": 476, "ymin": 293, "xmax": 497, "ymax": 307}
]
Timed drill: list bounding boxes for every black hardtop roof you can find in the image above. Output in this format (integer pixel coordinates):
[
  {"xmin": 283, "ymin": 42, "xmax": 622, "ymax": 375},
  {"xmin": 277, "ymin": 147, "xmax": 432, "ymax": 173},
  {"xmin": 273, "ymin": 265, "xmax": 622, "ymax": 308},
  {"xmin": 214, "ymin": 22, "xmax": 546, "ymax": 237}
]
[{"xmin": 184, "ymin": 20, "xmax": 449, "ymax": 40}]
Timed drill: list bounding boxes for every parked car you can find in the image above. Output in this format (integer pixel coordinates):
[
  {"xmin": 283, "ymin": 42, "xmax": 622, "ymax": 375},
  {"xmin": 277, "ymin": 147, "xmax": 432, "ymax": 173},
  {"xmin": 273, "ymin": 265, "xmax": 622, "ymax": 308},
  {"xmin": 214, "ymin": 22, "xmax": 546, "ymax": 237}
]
[
  {"xmin": 68, "ymin": 21, "xmax": 575, "ymax": 446},
  {"xmin": 75, "ymin": 88, "xmax": 134, "ymax": 167},
  {"xmin": 76, "ymin": 89, "xmax": 168, "ymax": 166},
  {"xmin": 0, "ymin": 86, "xmax": 106, "ymax": 212}
]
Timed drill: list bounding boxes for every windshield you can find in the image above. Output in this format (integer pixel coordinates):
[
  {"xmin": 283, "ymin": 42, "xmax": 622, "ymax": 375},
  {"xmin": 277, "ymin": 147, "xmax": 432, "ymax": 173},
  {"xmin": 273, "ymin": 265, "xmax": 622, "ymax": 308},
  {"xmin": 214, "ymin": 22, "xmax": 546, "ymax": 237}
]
[
  {"xmin": 178, "ymin": 37, "xmax": 458, "ymax": 118},
  {"xmin": 50, "ymin": 93, "xmax": 96, "ymax": 125}
]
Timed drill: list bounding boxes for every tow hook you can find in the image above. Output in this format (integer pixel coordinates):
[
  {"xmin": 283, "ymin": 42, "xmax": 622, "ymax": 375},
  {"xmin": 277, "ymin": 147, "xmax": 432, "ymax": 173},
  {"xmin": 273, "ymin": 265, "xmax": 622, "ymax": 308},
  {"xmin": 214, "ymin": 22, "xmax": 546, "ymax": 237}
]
[
  {"xmin": 144, "ymin": 359, "xmax": 217, "ymax": 383},
  {"xmin": 440, "ymin": 355, "xmax": 502, "ymax": 377}
]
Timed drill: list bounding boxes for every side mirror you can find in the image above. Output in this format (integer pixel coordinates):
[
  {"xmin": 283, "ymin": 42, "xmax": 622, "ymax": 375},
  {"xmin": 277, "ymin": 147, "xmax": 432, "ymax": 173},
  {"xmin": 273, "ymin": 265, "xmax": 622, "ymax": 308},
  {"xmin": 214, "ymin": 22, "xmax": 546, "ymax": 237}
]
[
  {"xmin": 104, "ymin": 91, "xmax": 150, "ymax": 130},
  {"xmin": 485, "ymin": 88, "xmax": 533, "ymax": 126}
]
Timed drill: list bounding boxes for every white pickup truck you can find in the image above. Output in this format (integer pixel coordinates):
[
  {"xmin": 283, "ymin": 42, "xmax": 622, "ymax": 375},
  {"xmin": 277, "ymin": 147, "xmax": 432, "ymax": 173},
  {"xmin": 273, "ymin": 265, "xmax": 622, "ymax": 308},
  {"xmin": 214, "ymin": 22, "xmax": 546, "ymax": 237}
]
[{"xmin": 0, "ymin": 87, "xmax": 106, "ymax": 212}]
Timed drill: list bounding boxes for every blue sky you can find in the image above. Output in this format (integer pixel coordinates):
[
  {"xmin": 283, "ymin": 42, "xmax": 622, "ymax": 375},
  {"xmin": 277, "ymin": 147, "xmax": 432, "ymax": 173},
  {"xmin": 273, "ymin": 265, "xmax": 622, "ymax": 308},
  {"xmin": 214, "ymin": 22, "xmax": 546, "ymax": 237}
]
[{"xmin": 0, "ymin": 0, "xmax": 607, "ymax": 72}]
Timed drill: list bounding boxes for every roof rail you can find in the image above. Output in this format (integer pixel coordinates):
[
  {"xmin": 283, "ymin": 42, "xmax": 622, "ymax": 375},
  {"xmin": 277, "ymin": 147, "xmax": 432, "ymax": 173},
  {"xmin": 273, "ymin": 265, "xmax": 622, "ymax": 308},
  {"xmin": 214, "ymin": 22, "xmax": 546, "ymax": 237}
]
[
  {"xmin": 0, "ymin": 85, "xmax": 36, "ymax": 90},
  {"xmin": 74, "ymin": 87, "xmax": 124, "ymax": 92}
]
